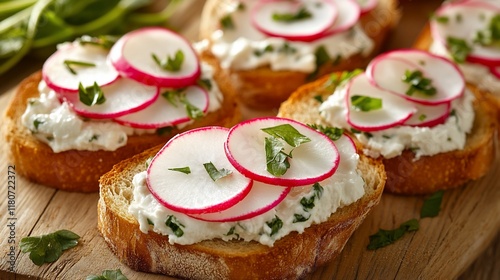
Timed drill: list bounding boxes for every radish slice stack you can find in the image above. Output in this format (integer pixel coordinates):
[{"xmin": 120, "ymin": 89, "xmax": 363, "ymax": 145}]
[
  {"xmin": 344, "ymin": 49, "xmax": 465, "ymax": 131},
  {"xmin": 430, "ymin": 0, "xmax": 500, "ymax": 70},
  {"xmin": 249, "ymin": 0, "xmax": 363, "ymax": 42},
  {"xmin": 41, "ymin": 27, "xmax": 207, "ymax": 129},
  {"xmin": 146, "ymin": 117, "xmax": 346, "ymax": 222}
]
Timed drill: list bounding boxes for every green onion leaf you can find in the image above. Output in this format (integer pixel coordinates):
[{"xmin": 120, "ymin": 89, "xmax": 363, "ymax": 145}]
[
  {"xmin": 203, "ymin": 162, "xmax": 232, "ymax": 181},
  {"xmin": 78, "ymin": 82, "xmax": 106, "ymax": 106},
  {"xmin": 63, "ymin": 60, "xmax": 96, "ymax": 75},
  {"xmin": 420, "ymin": 190, "xmax": 444, "ymax": 218},
  {"xmin": 168, "ymin": 167, "xmax": 191, "ymax": 174},
  {"xmin": 20, "ymin": 229, "xmax": 80, "ymax": 266},
  {"xmin": 350, "ymin": 95, "xmax": 382, "ymax": 112}
]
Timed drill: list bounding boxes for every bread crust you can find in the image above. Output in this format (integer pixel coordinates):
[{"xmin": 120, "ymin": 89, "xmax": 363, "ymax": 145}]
[
  {"xmin": 199, "ymin": 0, "xmax": 400, "ymax": 110},
  {"xmin": 278, "ymin": 74, "xmax": 498, "ymax": 195},
  {"xmin": 2, "ymin": 57, "xmax": 241, "ymax": 192},
  {"xmin": 97, "ymin": 143, "xmax": 385, "ymax": 279}
]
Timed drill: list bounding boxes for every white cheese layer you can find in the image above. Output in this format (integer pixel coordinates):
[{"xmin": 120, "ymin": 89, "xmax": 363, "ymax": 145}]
[
  {"xmin": 21, "ymin": 63, "xmax": 223, "ymax": 152},
  {"xmin": 128, "ymin": 145, "xmax": 365, "ymax": 247},
  {"xmin": 319, "ymin": 86, "xmax": 475, "ymax": 159},
  {"xmin": 205, "ymin": 1, "xmax": 374, "ymax": 72}
]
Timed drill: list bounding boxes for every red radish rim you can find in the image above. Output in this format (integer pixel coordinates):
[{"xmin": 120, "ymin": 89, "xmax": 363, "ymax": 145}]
[
  {"xmin": 146, "ymin": 126, "xmax": 253, "ymax": 214},
  {"xmin": 359, "ymin": 0, "xmax": 377, "ymax": 15},
  {"xmin": 404, "ymin": 102, "xmax": 451, "ymax": 128},
  {"xmin": 113, "ymin": 85, "xmax": 210, "ymax": 129},
  {"xmin": 490, "ymin": 66, "xmax": 500, "ymax": 79},
  {"xmin": 319, "ymin": 0, "xmax": 361, "ymax": 37},
  {"xmin": 225, "ymin": 117, "xmax": 340, "ymax": 187},
  {"xmin": 251, "ymin": 0, "xmax": 338, "ymax": 42},
  {"xmin": 109, "ymin": 27, "xmax": 201, "ymax": 88}
]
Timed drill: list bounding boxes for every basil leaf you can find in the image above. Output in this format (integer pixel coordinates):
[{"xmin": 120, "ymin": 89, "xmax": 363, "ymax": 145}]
[
  {"xmin": 307, "ymin": 124, "xmax": 344, "ymax": 141},
  {"xmin": 446, "ymin": 36, "xmax": 472, "ymax": 63},
  {"xmin": 203, "ymin": 162, "xmax": 232, "ymax": 181},
  {"xmin": 420, "ymin": 190, "xmax": 444, "ymax": 218},
  {"xmin": 165, "ymin": 215, "xmax": 184, "ymax": 237},
  {"xmin": 350, "ymin": 95, "xmax": 382, "ymax": 112},
  {"xmin": 78, "ymin": 82, "xmax": 106, "ymax": 106},
  {"xmin": 402, "ymin": 70, "xmax": 437, "ymax": 96},
  {"xmin": 20, "ymin": 229, "xmax": 80, "ymax": 266},
  {"xmin": 152, "ymin": 50, "xmax": 184, "ymax": 72},
  {"xmin": 168, "ymin": 167, "xmax": 191, "ymax": 174},
  {"xmin": 63, "ymin": 59, "xmax": 95, "ymax": 75},
  {"xmin": 161, "ymin": 89, "xmax": 204, "ymax": 120},
  {"xmin": 367, "ymin": 219, "xmax": 419, "ymax": 250},
  {"xmin": 261, "ymin": 124, "xmax": 311, "ymax": 147},
  {"xmin": 266, "ymin": 216, "xmax": 283, "ymax": 236},
  {"xmin": 272, "ymin": 6, "xmax": 312, "ymax": 22},
  {"xmin": 86, "ymin": 269, "xmax": 128, "ymax": 280},
  {"xmin": 264, "ymin": 137, "xmax": 291, "ymax": 176}
]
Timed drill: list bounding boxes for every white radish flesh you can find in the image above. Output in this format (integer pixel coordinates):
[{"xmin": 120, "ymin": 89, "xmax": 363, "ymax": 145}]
[
  {"xmin": 225, "ymin": 117, "xmax": 339, "ymax": 187},
  {"xmin": 320, "ymin": 0, "xmax": 361, "ymax": 37},
  {"xmin": 114, "ymin": 85, "xmax": 209, "ymax": 129},
  {"xmin": 189, "ymin": 181, "xmax": 291, "ymax": 222},
  {"xmin": 251, "ymin": 0, "xmax": 338, "ymax": 42},
  {"xmin": 147, "ymin": 127, "xmax": 253, "ymax": 214},
  {"xmin": 367, "ymin": 49, "xmax": 465, "ymax": 105},
  {"xmin": 42, "ymin": 43, "xmax": 119, "ymax": 93},
  {"xmin": 403, "ymin": 102, "xmax": 451, "ymax": 127},
  {"xmin": 109, "ymin": 27, "xmax": 201, "ymax": 88},
  {"xmin": 346, "ymin": 73, "xmax": 416, "ymax": 131},
  {"xmin": 431, "ymin": 1, "xmax": 500, "ymax": 66},
  {"xmin": 60, "ymin": 77, "xmax": 159, "ymax": 119}
]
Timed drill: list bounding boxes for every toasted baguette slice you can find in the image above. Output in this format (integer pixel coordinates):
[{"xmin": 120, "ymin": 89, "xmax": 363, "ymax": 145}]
[
  {"xmin": 278, "ymin": 74, "xmax": 498, "ymax": 195},
  {"xmin": 198, "ymin": 0, "xmax": 400, "ymax": 110},
  {"xmin": 97, "ymin": 142, "xmax": 385, "ymax": 280},
  {"xmin": 2, "ymin": 57, "xmax": 241, "ymax": 192}
]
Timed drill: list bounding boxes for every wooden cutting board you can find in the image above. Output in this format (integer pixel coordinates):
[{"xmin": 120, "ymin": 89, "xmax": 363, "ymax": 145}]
[{"xmin": 1, "ymin": 1, "xmax": 499, "ymax": 279}]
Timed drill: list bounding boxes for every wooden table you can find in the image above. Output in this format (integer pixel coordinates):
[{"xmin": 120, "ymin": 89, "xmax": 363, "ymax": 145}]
[{"xmin": 1, "ymin": 1, "xmax": 499, "ymax": 279}]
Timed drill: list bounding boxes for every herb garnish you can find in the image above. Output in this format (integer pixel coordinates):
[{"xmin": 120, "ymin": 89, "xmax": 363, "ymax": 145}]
[
  {"xmin": 20, "ymin": 229, "xmax": 80, "ymax": 266},
  {"xmin": 419, "ymin": 114, "xmax": 427, "ymax": 121},
  {"xmin": 79, "ymin": 82, "xmax": 106, "ymax": 106},
  {"xmin": 433, "ymin": 15, "xmax": 449, "ymax": 24},
  {"xmin": 266, "ymin": 216, "xmax": 283, "ymax": 236},
  {"xmin": 162, "ymin": 89, "xmax": 204, "ymax": 120},
  {"xmin": 165, "ymin": 215, "xmax": 184, "ymax": 237},
  {"xmin": 152, "ymin": 50, "xmax": 184, "ymax": 72},
  {"xmin": 350, "ymin": 95, "xmax": 383, "ymax": 112},
  {"xmin": 220, "ymin": 14, "xmax": 235, "ymax": 29},
  {"xmin": 367, "ymin": 219, "xmax": 419, "ymax": 250},
  {"xmin": 272, "ymin": 6, "xmax": 312, "ymax": 23},
  {"xmin": 402, "ymin": 70, "xmax": 437, "ymax": 96},
  {"xmin": 261, "ymin": 124, "xmax": 311, "ymax": 147},
  {"xmin": 307, "ymin": 45, "xmax": 330, "ymax": 80},
  {"xmin": 308, "ymin": 124, "xmax": 344, "ymax": 141},
  {"xmin": 33, "ymin": 118, "xmax": 44, "ymax": 131},
  {"xmin": 203, "ymin": 162, "xmax": 232, "ymax": 181},
  {"xmin": 420, "ymin": 190, "xmax": 444, "ymax": 218},
  {"xmin": 156, "ymin": 126, "xmax": 174, "ymax": 136},
  {"xmin": 78, "ymin": 35, "xmax": 118, "ymax": 49},
  {"xmin": 86, "ymin": 269, "xmax": 128, "ymax": 280},
  {"xmin": 63, "ymin": 60, "xmax": 96, "ymax": 75},
  {"xmin": 313, "ymin": 95, "xmax": 323, "ymax": 103},
  {"xmin": 293, "ymin": 183, "xmax": 324, "ymax": 223},
  {"xmin": 474, "ymin": 14, "xmax": 500, "ymax": 47},
  {"xmin": 446, "ymin": 36, "xmax": 472, "ymax": 63},
  {"xmin": 278, "ymin": 42, "xmax": 297, "ymax": 54},
  {"xmin": 89, "ymin": 134, "xmax": 99, "ymax": 142},
  {"xmin": 254, "ymin": 45, "xmax": 274, "ymax": 56},
  {"xmin": 197, "ymin": 78, "xmax": 212, "ymax": 91},
  {"xmin": 168, "ymin": 167, "xmax": 191, "ymax": 174},
  {"xmin": 324, "ymin": 69, "xmax": 363, "ymax": 90}
]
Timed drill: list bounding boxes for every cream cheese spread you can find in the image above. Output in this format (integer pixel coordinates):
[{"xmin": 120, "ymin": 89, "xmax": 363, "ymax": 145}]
[
  {"xmin": 128, "ymin": 145, "xmax": 365, "ymax": 247},
  {"xmin": 21, "ymin": 62, "xmax": 224, "ymax": 152},
  {"xmin": 319, "ymin": 85, "xmax": 475, "ymax": 159},
  {"xmin": 205, "ymin": 0, "xmax": 374, "ymax": 72}
]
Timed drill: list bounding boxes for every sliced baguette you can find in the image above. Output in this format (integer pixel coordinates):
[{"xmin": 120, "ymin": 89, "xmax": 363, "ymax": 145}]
[
  {"xmin": 1, "ymin": 56, "xmax": 241, "ymax": 192},
  {"xmin": 97, "ymin": 142, "xmax": 385, "ymax": 280},
  {"xmin": 198, "ymin": 0, "xmax": 400, "ymax": 110},
  {"xmin": 278, "ymin": 74, "xmax": 498, "ymax": 195}
]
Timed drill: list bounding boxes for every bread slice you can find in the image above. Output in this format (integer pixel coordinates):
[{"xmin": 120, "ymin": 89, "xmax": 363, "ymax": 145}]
[
  {"xmin": 1, "ymin": 56, "xmax": 241, "ymax": 192},
  {"xmin": 97, "ymin": 142, "xmax": 385, "ymax": 279},
  {"xmin": 198, "ymin": 0, "xmax": 400, "ymax": 110},
  {"xmin": 278, "ymin": 74, "xmax": 498, "ymax": 195}
]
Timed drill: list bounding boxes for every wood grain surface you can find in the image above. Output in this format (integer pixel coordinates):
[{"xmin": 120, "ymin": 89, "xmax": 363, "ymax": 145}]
[{"xmin": 0, "ymin": 1, "xmax": 499, "ymax": 279}]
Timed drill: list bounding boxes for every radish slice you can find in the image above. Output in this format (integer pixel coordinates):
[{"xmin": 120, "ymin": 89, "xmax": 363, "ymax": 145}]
[
  {"xmin": 114, "ymin": 85, "xmax": 209, "ymax": 129},
  {"xmin": 403, "ymin": 102, "xmax": 451, "ymax": 127},
  {"xmin": 356, "ymin": 0, "xmax": 377, "ymax": 15},
  {"xmin": 346, "ymin": 74, "xmax": 416, "ymax": 131},
  {"xmin": 251, "ymin": 0, "xmax": 338, "ymax": 42},
  {"xmin": 60, "ymin": 77, "xmax": 159, "ymax": 119},
  {"xmin": 225, "ymin": 117, "xmax": 340, "ymax": 187},
  {"xmin": 189, "ymin": 181, "xmax": 291, "ymax": 222},
  {"xmin": 367, "ymin": 49, "xmax": 465, "ymax": 105},
  {"xmin": 42, "ymin": 43, "xmax": 119, "ymax": 93},
  {"xmin": 320, "ymin": 0, "xmax": 361, "ymax": 37},
  {"xmin": 109, "ymin": 27, "xmax": 201, "ymax": 88},
  {"xmin": 431, "ymin": 1, "xmax": 500, "ymax": 67},
  {"xmin": 147, "ymin": 127, "xmax": 253, "ymax": 214}
]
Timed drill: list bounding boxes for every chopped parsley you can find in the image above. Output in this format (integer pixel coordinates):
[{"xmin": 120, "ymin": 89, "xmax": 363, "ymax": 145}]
[
  {"xmin": 156, "ymin": 126, "xmax": 174, "ymax": 136},
  {"xmin": 33, "ymin": 118, "xmax": 44, "ymax": 131},
  {"xmin": 220, "ymin": 14, "xmax": 235, "ymax": 29},
  {"xmin": 313, "ymin": 95, "xmax": 324, "ymax": 103},
  {"xmin": 278, "ymin": 42, "xmax": 297, "ymax": 54},
  {"xmin": 63, "ymin": 60, "xmax": 96, "ymax": 75},
  {"xmin": 350, "ymin": 95, "xmax": 383, "ymax": 112},
  {"xmin": 266, "ymin": 216, "xmax": 283, "ymax": 236},
  {"xmin": 446, "ymin": 36, "xmax": 472, "ymax": 63},
  {"xmin": 474, "ymin": 14, "xmax": 500, "ymax": 48},
  {"xmin": 89, "ymin": 134, "xmax": 99, "ymax": 142},
  {"xmin": 152, "ymin": 50, "xmax": 184, "ymax": 72},
  {"xmin": 78, "ymin": 82, "xmax": 106, "ymax": 106},
  {"xmin": 254, "ymin": 45, "xmax": 274, "ymax": 56},
  {"xmin": 197, "ymin": 78, "xmax": 212, "ymax": 91},
  {"xmin": 162, "ymin": 89, "xmax": 204, "ymax": 120},
  {"xmin": 168, "ymin": 167, "xmax": 191, "ymax": 174},
  {"xmin": 20, "ymin": 229, "xmax": 80, "ymax": 266},
  {"xmin": 203, "ymin": 162, "xmax": 232, "ymax": 181},
  {"xmin": 402, "ymin": 70, "xmax": 437, "ymax": 96},
  {"xmin": 272, "ymin": 6, "xmax": 312, "ymax": 23}
]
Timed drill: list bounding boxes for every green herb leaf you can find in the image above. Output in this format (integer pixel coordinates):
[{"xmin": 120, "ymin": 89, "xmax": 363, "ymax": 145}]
[
  {"xmin": 33, "ymin": 118, "xmax": 44, "ymax": 131},
  {"xmin": 266, "ymin": 216, "xmax": 283, "ymax": 236},
  {"xmin": 324, "ymin": 69, "xmax": 363, "ymax": 90},
  {"xmin": 78, "ymin": 82, "xmax": 106, "ymax": 106},
  {"xmin": 420, "ymin": 190, "xmax": 444, "ymax": 218},
  {"xmin": 165, "ymin": 215, "xmax": 184, "ymax": 237},
  {"xmin": 307, "ymin": 124, "xmax": 344, "ymax": 141},
  {"xmin": 254, "ymin": 45, "xmax": 275, "ymax": 56},
  {"xmin": 313, "ymin": 95, "xmax": 323, "ymax": 103},
  {"xmin": 20, "ymin": 229, "xmax": 80, "ymax": 266},
  {"xmin": 313, "ymin": 182, "xmax": 324, "ymax": 199},
  {"xmin": 77, "ymin": 35, "xmax": 118, "ymax": 49},
  {"xmin": 278, "ymin": 42, "xmax": 297, "ymax": 54},
  {"xmin": 434, "ymin": 15, "xmax": 449, "ymax": 24},
  {"xmin": 156, "ymin": 126, "xmax": 174, "ymax": 136},
  {"xmin": 197, "ymin": 78, "xmax": 212, "ymax": 91},
  {"xmin": 203, "ymin": 162, "xmax": 232, "ymax": 181},
  {"xmin": 168, "ymin": 167, "xmax": 191, "ymax": 174},
  {"xmin": 264, "ymin": 136, "xmax": 291, "ymax": 176},
  {"xmin": 152, "ymin": 50, "xmax": 184, "ymax": 72},
  {"xmin": 474, "ymin": 15, "xmax": 500, "ymax": 47},
  {"xmin": 261, "ymin": 124, "xmax": 311, "ymax": 147},
  {"xmin": 307, "ymin": 45, "xmax": 331, "ymax": 80},
  {"xmin": 350, "ymin": 95, "xmax": 382, "ymax": 112},
  {"xmin": 446, "ymin": 36, "xmax": 472, "ymax": 63},
  {"xmin": 86, "ymin": 269, "xmax": 128, "ymax": 280},
  {"xmin": 402, "ymin": 70, "xmax": 437, "ymax": 96},
  {"xmin": 220, "ymin": 14, "xmax": 235, "ymax": 29},
  {"xmin": 161, "ymin": 89, "xmax": 204, "ymax": 120},
  {"xmin": 272, "ymin": 6, "xmax": 312, "ymax": 22},
  {"xmin": 63, "ymin": 60, "xmax": 96, "ymax": 75},
  {"xmin": 367, "ymin": 219, "xmax": 419, "ymax": 250},
  {"xmin": 293, "ymin": 213, "xmax": 310, "ymax": 223}
]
